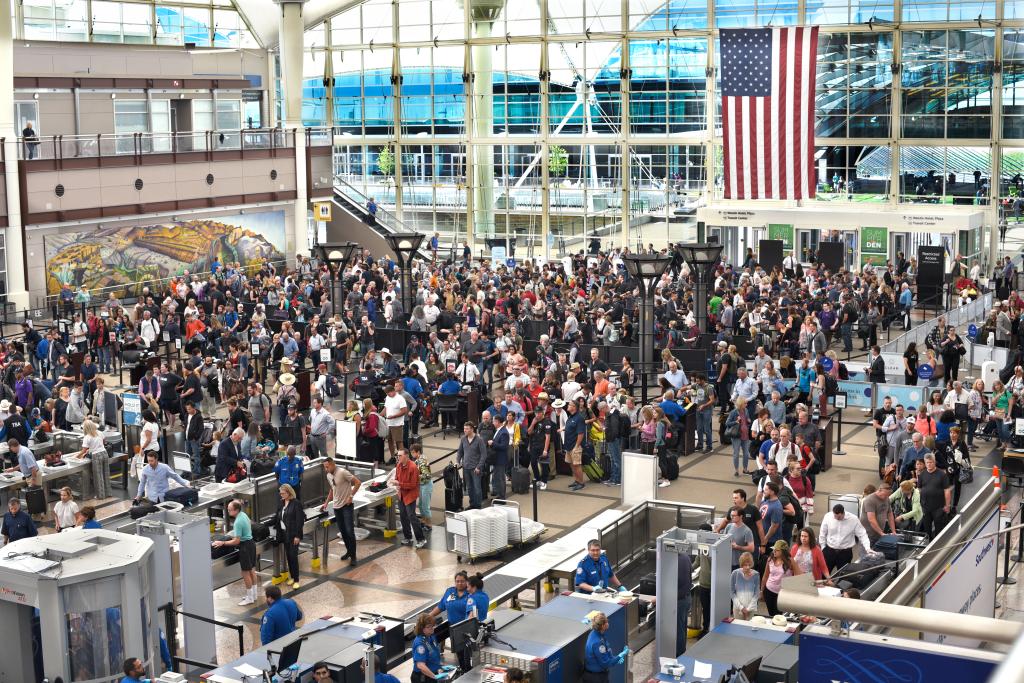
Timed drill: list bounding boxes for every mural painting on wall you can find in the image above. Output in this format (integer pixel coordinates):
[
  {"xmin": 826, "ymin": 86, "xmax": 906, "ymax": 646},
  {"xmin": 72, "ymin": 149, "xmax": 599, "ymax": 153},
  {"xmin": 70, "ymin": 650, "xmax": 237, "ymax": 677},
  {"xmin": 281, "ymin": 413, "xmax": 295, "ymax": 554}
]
[{"xmin": 44, "ymin": 211, "xmax": 286, "ymax": 296}]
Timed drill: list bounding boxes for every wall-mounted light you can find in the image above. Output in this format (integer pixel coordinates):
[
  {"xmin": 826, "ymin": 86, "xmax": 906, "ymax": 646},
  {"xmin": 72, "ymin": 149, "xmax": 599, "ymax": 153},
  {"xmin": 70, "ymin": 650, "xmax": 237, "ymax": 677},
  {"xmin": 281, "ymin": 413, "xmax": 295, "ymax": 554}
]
[
  {"xmin": 33, "ymin": 93, "xmax": 39, "ymax": 100},
  {"xmin": 111, "ymin": 93, "xmax": 117, "ymax": 99}
]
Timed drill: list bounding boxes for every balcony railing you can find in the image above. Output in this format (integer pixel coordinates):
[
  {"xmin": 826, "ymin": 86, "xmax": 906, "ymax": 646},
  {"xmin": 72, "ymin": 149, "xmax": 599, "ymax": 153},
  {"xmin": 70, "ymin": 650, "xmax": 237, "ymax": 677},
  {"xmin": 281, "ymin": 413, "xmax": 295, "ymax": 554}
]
[{"xmin": 17, "ymin": 129, "xmax": 297, "ymax": 161}]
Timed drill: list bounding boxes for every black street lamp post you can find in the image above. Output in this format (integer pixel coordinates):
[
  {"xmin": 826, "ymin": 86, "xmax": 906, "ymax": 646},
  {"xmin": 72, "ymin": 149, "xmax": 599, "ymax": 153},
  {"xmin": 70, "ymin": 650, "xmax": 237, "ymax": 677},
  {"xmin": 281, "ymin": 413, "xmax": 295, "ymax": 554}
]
[
  {"xmin": 384, "ymin": 233, "xmax": 425, "ymax": 318},
  {"xmin": 674, "ymin": 243, "xmax": 724, "ymax": 334},
  {"xmin": 316, "ymin": 241, "xmax": 360, "ymax": 316},
  {"xmin": 622, "ymin": 252, "xmax": 673, "ymax": 391}
]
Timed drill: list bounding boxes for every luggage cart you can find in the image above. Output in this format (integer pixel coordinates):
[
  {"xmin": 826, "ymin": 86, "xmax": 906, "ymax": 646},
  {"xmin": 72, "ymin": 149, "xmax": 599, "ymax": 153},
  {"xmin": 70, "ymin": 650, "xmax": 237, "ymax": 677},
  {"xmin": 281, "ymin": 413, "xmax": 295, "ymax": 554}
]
[{"xmin": 445, "ymin": 507, "xmax": 511, "ymax": 563}]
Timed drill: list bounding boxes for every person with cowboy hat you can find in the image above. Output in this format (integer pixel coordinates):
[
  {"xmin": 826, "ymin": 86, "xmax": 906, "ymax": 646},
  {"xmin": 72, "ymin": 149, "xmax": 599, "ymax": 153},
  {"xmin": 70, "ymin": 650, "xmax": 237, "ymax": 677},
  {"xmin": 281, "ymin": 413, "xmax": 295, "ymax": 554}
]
[{"xmin": 274, "ymin": 366, "xmax": 298, "ymax": 424}]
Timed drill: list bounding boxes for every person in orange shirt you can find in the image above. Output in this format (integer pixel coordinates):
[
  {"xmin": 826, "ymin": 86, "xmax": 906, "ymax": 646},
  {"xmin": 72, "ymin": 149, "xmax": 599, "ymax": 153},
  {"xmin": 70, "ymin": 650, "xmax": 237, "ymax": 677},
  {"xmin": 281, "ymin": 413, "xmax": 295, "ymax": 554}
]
[
  {"xmin": 392, "ymin": 448, "xmax": 427, "ymax": 548},
  {"xmin": 184, "ymin": 313, "xmax": 207, "ymax": 342},
  {"xmin": 593, "ymin": 371, "xmax": 610, "ymax": 399}
]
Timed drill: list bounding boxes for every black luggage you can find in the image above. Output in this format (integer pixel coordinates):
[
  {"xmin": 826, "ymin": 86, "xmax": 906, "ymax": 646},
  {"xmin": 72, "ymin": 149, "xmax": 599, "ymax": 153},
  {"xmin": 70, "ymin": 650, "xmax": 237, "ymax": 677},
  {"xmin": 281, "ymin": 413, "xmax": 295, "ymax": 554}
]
[
  {"xmin": 251, "ymin": 456, "xmax": 276, "ymax": 477},
  {"xmin": 444, "ymin": 463, "xmax": 464, "ymax": 512},
  {"xmin": 834, "ymin": 556, "xmax": 887, "ymax": 590},
  {"xmin": 511, "ymin": 467, "xmax": 531, "ymax": 495},
  {"xmin": 164, "ymin": 486, "xmax": 199, "ymax": 507},
  {"xmin": 660, "ymin": 454, "xmax": 680, "ymax": 481},
  {"xmin": 639, "ymin": 572, "xmax": 657, "ymax": 596},
  {"xmin": 25, "ymin": 486, "xmax": 46, "ymax": 515},
  {"xmin": 251, "ymin": 521, "xmax": 270, "ymax": 543},
  {"xmin": 210, "ymin": 534, "xmax": 236, "ymax": 559},
  {"xmin": 130, "ymin": 501, "xmax": 159, "ymax": 519}
]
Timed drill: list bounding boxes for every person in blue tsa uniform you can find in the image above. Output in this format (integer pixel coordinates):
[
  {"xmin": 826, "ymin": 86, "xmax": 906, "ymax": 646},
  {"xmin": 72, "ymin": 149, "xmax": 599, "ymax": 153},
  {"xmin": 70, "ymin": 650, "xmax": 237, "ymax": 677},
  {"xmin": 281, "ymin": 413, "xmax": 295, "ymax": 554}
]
[
  {"xmin": 576, "ymin": 540, "xmax": 625, "ymax": 594},
  {"xmin": 465, "ymin": 573, "xmax": 489, "ymax": 622},
  {"xmin": 411, "ymin": 614, "xmax": 453, "ymax": 681},
  {"xmin": 583, "ymin": 612, "xmax": 629, "ymax": 683},
  {"xmin": 428, "ymin": 570, "xmax": 470, "ymax": 645}
]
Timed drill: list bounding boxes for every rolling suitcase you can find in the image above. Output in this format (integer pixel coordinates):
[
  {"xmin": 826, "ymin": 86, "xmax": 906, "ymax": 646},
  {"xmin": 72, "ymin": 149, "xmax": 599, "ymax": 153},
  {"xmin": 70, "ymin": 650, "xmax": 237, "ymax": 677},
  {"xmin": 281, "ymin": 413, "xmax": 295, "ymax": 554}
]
[
  {"xmin": 25, "ymin": 486, "xmax": 46, "ymax": 515},
  {"xmin": 511, "ymin": 467, "xmax": 531, "ymax": 495},
  {"xmin": 130, "ymin": 501, "xmax": 159, "ymax": 519},
  {"xmin": 443, "ymin": 463, "xmax": 464, "ymax": 512},
  {"xmin": 874, "ymin": 534, "xmax": 901, "ymax": 561},
  {"xmin": 164, "ymin": 486, "xmax": 199, "ymax": 507}
]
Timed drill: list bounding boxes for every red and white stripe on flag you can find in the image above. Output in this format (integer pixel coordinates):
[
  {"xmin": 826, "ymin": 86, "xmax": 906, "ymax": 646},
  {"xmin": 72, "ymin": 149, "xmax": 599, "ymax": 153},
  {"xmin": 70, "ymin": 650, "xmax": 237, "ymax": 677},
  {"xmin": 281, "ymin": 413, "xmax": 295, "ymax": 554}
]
[{"xmin": 721, "ymin": 26, "xmax": 819, "ymax": 200}]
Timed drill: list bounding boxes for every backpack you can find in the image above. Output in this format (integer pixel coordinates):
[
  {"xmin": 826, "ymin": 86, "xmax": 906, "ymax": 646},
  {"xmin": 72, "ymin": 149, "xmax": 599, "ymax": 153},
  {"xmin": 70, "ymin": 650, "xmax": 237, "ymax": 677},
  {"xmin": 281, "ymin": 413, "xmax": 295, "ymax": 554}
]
[
  {"xmin": 824, "ymin": 373, "xmax": 839, "ymax": 397},
  {"xmin": 779, "ymin": 489, "xmax": 805, "ymax": 528},
  {"xmin": 324, "ymin": 374, "xmax": 340, "ymax": 398},
  {"xmin": 362, "ymin": 412, "xmax": 380, "ymax": 439}
]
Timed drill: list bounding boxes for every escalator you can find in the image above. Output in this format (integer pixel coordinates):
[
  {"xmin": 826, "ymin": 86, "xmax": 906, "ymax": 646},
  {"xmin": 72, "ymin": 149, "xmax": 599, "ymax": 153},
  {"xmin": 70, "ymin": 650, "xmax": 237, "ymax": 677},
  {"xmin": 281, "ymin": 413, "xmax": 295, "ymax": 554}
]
[{"xmin": 331, "ymin": 176, "xmax": 432, "ymax": 259}]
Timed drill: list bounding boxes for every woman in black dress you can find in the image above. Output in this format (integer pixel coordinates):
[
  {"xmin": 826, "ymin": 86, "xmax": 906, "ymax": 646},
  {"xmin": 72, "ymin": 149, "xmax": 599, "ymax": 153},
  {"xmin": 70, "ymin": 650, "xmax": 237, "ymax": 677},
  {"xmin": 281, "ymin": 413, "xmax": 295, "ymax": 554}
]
[{"xmin": 903, "ymin": 342, "xmax": 919, "ymax": 385}]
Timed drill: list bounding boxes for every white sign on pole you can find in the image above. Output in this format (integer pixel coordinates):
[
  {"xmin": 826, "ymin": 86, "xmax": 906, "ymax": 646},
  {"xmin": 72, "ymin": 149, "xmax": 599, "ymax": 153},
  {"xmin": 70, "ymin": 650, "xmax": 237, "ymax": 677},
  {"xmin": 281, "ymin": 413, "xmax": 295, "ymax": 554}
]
[{"xmin": 921, "ymin": 508, "xmax": 999, "ymax": 648}]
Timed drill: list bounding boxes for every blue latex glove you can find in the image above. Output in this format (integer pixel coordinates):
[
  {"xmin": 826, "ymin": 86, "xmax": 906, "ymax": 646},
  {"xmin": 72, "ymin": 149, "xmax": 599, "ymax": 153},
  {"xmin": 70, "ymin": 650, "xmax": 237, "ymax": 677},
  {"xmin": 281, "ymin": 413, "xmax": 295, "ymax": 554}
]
[
  {"xmin": 596, "ymin": 581, "xmax": 604, "ymax": 590},
  {"xmin": 436, "ymin": 672, "xmax": 450, "ymax": 681},
  {"xmin": 617, "ymin": 585, "xmax": 627, "ymax": 593},
  {"xmin": 616, "ymin": 655, "xmax": 625, "ymax": 666},
  {"xmin": 618, "ymin": 647, "xmax": 630, "ymax": 658}
]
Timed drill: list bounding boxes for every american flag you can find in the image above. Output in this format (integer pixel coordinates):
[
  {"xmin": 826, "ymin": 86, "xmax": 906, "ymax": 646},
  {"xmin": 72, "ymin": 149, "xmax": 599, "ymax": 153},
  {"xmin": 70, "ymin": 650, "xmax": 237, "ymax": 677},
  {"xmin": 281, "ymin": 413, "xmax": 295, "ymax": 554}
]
[{"xmin": 720, "ymin": 26, "xmax": 819, "ymax": 200}]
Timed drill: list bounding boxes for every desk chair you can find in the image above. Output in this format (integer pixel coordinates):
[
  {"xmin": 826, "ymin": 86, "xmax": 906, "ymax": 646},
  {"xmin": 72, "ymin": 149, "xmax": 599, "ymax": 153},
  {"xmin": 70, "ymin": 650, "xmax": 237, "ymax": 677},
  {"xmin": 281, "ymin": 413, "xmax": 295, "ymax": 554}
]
[{"xmin": 435, "ymin": 394, "xmax": 461, "ymax": 439}]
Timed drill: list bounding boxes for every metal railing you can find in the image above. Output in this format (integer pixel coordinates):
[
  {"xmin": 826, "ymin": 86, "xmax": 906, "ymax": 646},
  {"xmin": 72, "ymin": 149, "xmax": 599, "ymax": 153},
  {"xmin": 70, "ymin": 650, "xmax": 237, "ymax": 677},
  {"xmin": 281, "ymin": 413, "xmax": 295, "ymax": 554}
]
[
  {"xmin": 333, "ymin": 175, "xmax": 419, "ymax": 240},
  {"xmin": 882, "ymin": 290, "xmax": 993, "ymax": 354},
  {"xmin": 19, "ymin": 128, "xmax": 297, "ymax": 161}
]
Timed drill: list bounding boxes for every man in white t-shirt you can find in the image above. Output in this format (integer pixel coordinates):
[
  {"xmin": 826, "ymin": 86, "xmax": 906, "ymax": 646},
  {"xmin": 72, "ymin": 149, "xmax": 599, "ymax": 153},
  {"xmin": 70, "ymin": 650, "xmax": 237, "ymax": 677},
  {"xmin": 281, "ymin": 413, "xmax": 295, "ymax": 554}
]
[
  {"xmin": 138, "ymin": 310, "xmax": 160, "ymax": 348},
  {"xmin": 383, "ymin": 384, "xmax": 409, "ymax": 463}
]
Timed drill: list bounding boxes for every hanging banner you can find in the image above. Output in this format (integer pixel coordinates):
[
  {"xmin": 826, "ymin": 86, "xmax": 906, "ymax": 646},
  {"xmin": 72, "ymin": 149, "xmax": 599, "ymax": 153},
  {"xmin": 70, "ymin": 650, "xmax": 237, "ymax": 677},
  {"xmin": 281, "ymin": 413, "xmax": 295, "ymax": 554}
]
[
  {"xmin": 767, "ymin": 224, "xmax": 794, "ymax": 252},
  {"xmin": 860, "ymin": 226, "xmax": 888, "ymax": 269}
]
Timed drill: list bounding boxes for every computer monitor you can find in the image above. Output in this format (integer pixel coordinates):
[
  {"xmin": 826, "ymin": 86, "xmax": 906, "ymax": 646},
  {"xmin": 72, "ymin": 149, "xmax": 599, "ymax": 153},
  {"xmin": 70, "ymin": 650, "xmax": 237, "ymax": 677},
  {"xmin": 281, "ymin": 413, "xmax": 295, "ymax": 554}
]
[
  {"xmin": 449, "ymin": 616, "xmax": 480, "ymax": 659},
  {"xmin": 276, "ymin": 636, "xmax": 304, "ymax": 670}
]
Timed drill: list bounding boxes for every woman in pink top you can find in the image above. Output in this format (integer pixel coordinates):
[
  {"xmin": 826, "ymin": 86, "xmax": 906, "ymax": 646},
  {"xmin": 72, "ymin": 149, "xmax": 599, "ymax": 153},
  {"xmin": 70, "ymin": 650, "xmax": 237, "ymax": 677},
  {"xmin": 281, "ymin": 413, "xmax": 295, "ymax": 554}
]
[
  {"xmin": 761, "ymin": 539, "xmax": 802, "ymax": 616},
  {"xmin": 639, "ymin": 406, "xmax": 657, "ymax": 455}
]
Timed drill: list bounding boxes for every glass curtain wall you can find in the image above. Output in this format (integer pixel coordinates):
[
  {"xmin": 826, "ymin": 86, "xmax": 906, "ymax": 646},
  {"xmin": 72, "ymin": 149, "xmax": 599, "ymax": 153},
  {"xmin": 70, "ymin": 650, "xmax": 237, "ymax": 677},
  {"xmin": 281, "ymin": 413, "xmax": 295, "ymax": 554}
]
[
  {"xmin": 19, "ymin": 0, "xmax": 258, "ymax": 47},
  {"xmin": 309, "ymin": 0, "xmax": 1024, "ymax": 254}
]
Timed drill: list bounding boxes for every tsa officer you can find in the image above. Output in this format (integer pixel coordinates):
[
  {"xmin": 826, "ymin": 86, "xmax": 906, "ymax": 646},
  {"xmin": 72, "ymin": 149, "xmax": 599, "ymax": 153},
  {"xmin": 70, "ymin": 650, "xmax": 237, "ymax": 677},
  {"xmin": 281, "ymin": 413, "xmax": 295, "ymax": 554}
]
[
  {"xmin": 428, "ymin": 570, "xmax": 470, "ymax": 644},
  {"xmin": 583, "ymin": 612, "xmax": 628, "ymax": 682},
  {"xmin": 575, "ymin": 539, "xmax": 624, "ymax": 594},
  {"xmin": 411, "ymin": 614, "xmax": 450, "ymax": 681}
]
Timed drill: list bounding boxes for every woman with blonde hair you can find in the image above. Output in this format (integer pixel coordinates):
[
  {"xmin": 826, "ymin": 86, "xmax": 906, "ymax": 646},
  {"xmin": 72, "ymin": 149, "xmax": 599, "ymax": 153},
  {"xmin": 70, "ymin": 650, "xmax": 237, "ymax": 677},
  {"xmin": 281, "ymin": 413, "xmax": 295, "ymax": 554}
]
[
  {"xmin": 273, "ymin": 484, "xmax": 304, "ymax": 588},
  {"xmin": 889, "ymin": 479, "xmax": 923, "ymax": 530},
  {"xmin": 53, "ymin": 486, "xmax": 79, "ymax": 532},
  {"xmin": 75, "ymin": 419, "xmax": 111, "ymax": 499},
  {"xmin": 725, "ymin": 397, "xmax": 751, "ymax": 477}
]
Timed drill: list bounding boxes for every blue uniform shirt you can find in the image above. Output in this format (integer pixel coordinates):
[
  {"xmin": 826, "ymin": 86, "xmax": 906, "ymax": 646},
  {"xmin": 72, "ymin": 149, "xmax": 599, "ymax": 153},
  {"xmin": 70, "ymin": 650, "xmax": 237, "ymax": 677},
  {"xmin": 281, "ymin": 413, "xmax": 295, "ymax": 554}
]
[
  {"xmin": 438, "ymin": 379, "xmax": 462, "ymax": 395},
  {"xmin": 83, "ymin": 519, "xmax": 102, "ymax": 529},
  {"xmin": 402, "ymin": 377, "xmax": 424, "ymax": 400},
  {"xmin": 563, "ymin": 412, "xmax": 585, "ymax": 450},
  {"xmin": 375, "ymin": 673, "xmax": 401, "ymax": 683},
  {"xmin": 260, "ymin": 598, "xmax": 303, "ymax": 645},
  {"xmin": 584, "ymin": 629, "xmax": 618, "ymax": 672},
  {"xmin": 466, "ymin": 590, "xmax": 490, "ymax": 622},
  {"xmin": 575, "ymin": 554, "xmax": 614, "ymax": 593},
  {"xmin": 274, "ymin": 456, "xmax": 304, "ymax": 488},
  {"xmin": 436, "ymin": 587, "xmax": 470, "ymax": 623},
  {"xmin": 412, "ymin": 634, "xmax": 442, "ymax": 673},
  {"xmin": 659, "ymin": 399, "xmax": 686, "ymax": 421}
]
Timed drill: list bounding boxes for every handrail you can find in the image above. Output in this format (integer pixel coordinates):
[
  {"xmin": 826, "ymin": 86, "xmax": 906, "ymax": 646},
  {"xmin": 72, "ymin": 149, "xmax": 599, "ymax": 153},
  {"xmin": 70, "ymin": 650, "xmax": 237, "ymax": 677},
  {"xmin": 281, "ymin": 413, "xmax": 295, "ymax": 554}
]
[
  {"xmin": 18, "ymin": 128, "xmax": 297, "ymax": 161},
  {"xmin": 881, "ymin": 290, "xmax": 993, "ymax": 354},
  {"xmin": 333, "ymin": 175, "xmax": 411, "ymax": 236}
]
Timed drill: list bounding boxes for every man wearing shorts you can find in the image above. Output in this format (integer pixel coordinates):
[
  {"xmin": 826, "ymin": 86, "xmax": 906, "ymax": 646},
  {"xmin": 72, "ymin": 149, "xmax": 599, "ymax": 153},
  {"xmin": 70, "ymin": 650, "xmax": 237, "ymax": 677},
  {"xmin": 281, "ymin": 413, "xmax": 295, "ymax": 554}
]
[
  {"xmin": 563, "ymin": 400, "xmax": 586, "ymax": 491},
  {"xmin": 213, "ymin": 499, "xmax": 258, "ymax": 606}
]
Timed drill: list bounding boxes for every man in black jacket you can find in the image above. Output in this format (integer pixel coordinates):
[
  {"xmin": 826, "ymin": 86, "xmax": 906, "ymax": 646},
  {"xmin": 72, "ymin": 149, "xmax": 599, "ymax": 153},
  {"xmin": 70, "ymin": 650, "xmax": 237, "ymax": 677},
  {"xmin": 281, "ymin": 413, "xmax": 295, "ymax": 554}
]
[
  {"xmin": 183, "ymin": 402, "xmax": 205, "ymax": 476},
  {"xmin": 868, "ymin": 346, "xmax": 886, "ymax": 383}
]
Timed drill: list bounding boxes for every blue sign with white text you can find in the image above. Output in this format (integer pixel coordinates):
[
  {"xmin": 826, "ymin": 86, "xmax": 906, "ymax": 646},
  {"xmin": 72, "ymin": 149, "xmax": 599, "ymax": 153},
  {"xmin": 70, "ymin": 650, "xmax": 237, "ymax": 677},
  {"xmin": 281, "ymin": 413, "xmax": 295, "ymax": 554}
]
[
  {"xmin": 799, "ymin": 629, "xmax": 996, "ymax": 683},
  {"xmin": 918, "ymin": 364, "xmax": 934, "ymax": 380},
  {"xmin": 821, "ymin": 357, "xmax": 833, "ymax": 372}
]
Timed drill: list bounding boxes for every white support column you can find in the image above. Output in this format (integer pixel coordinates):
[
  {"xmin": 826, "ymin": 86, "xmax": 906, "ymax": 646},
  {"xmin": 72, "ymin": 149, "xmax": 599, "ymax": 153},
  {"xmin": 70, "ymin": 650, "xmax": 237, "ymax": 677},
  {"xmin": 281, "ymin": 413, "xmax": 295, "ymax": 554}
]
[
  {"xmin": 0, "ymin": 6, "xmax": 28, "ymax": 309},
  {"xmin": 276, "ymin": 0, "xmax": 309, "ymax": 261}
]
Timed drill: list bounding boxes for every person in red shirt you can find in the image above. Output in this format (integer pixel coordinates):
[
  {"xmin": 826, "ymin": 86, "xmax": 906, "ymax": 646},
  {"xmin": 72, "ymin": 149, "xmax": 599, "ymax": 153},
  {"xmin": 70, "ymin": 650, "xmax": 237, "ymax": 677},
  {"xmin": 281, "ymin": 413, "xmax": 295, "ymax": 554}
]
[
  {"xmin": 185, "ymin": 313, "xmax": 207, "ymax": 342},
  {"xmin": 393, "ymin": 448, "xmax": 427, "ymax": 548}
]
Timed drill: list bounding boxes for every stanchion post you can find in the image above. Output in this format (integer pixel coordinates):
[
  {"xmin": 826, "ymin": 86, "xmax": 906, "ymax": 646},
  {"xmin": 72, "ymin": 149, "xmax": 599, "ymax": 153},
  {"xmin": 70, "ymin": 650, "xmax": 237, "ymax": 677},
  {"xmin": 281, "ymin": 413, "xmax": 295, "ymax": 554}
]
[
  {"xmin": 834, "ymin": 408, "xmax": 846, "ymax": 455},
  {"xmin": 532, "ymin": 475, "xmax": 539, "ymax": 522},
  {"xmin": 999, "ymin": 517, "xmax": 1017, "ymax": 585},
  {"xmin": 1015, "ymin": 498, "xmax": 1024, "ymax": 563}
]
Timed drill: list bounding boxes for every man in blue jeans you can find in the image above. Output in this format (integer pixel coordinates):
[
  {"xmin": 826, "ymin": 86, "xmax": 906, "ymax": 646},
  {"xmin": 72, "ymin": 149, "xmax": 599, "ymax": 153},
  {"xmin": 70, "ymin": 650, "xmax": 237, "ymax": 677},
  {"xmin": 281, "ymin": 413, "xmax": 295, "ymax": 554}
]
[
  {"xmin": 457, "ymin": 422, "xmax": 488, "ymax": 509},
  {"xmin": 693, "ymin": 374, "xmax": 716, "ymax": 454},
  {"xmin": 321, "ymin": 457, "xmax": 361, "ymax": 566}
]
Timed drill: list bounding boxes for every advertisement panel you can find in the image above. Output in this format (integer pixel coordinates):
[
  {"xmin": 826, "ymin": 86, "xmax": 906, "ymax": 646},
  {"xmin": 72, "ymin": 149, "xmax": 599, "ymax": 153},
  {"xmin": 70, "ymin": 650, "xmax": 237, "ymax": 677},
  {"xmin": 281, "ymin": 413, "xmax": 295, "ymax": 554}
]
[
  {"xmin": 921, "ymin": 507, "xmax": 999, "ymax": 648},
  {"xmin": 860, "ymin": 226, "xmax": 888, "ymax": 268},
  {"xmin": 799, "ymin": 627, "xmax": 998, "ymax": 683},
  {"xmin": 917, "ymin": 245, "xmax": 946, "ymax": 307},
  {"xmin": 767, "ymin": 223, "xmax": 794, "ymax": 251}
]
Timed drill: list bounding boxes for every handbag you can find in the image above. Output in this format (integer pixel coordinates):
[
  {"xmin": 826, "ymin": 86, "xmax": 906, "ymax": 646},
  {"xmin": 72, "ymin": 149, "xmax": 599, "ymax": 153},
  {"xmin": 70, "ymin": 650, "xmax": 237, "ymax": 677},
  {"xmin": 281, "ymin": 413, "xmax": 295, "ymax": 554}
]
[{"xmin": 959, "ymin": 465, "xmax": 974, "ymax": 484}]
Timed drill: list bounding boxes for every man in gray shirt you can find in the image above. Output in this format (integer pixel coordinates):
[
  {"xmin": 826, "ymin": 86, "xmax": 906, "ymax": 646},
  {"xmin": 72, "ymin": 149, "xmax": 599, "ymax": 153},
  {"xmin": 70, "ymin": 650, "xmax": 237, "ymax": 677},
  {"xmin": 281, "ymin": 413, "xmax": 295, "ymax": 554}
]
[
  {"xmin": 724, "ymin": 507, "xmax": 755, "ymax": 569},
  {"xmin": 247, "ymin": 383, "xmax": 271, "ymax": 425},
  {"xmin": 457, "ymin": 422, "xmax": 488, "ymax": 509}
]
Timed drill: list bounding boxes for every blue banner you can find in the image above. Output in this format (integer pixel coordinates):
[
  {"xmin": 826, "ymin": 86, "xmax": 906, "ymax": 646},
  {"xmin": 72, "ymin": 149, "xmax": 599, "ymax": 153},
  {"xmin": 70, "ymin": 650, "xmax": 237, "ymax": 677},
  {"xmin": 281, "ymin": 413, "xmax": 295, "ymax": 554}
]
[
  {"xmin": 880, "ymin": 385, "xmax": 930, "ymax": 411},
  {"xmin": 799, "ymin": 629, "xmax": 997, "ymax": 683}
]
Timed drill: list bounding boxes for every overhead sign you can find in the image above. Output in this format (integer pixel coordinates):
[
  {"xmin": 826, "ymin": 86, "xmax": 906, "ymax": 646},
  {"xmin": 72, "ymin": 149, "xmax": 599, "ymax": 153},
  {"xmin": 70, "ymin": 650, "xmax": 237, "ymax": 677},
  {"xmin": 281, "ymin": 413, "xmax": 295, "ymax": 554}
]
[
  {"xmin": 698, "ymin": 206, "xmax": 983, "ymax": 232},
  {"xmin": 122, "ymin": 392, "xmax": 142, "ymax": 427},
  {"xmin": 314, "ymin": 202, "xmax": 332, "ymax": 221},
  {"xmin": 860, "ymin": 226, "xmax": 888, "ymax": 269},
  {"xmin": 922, "ymin": 507, "xmax": 999, "ymax": 647}
]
